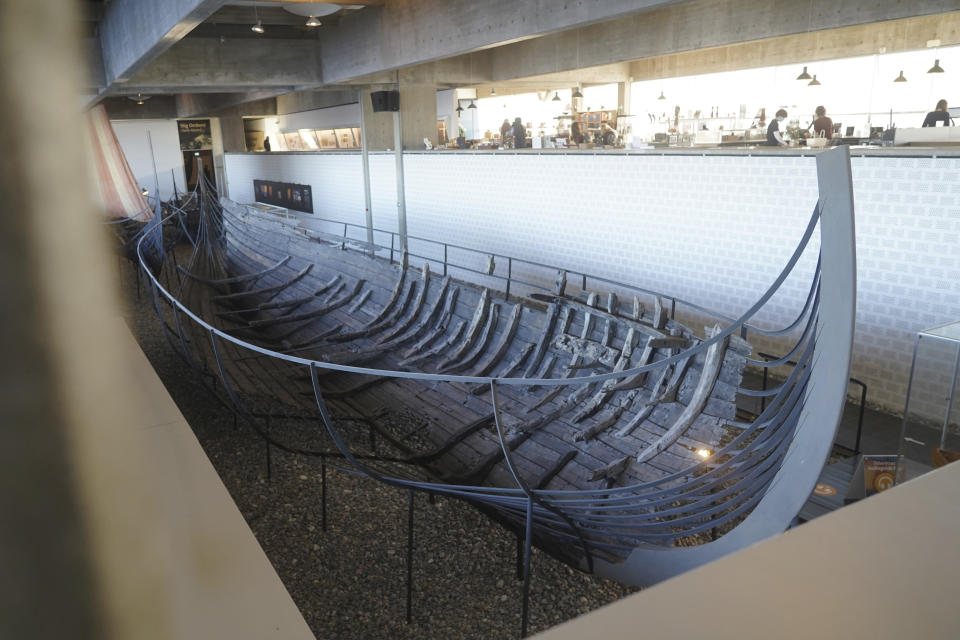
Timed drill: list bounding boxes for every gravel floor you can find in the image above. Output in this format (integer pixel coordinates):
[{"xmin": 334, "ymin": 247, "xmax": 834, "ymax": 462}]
[{"xmin": 118, "ymin": 259, "xmax": 636, "ymax": 639}]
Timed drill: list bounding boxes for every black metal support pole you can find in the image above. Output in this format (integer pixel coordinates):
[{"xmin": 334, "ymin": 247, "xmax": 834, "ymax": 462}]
[
  {"xmin": 521, "ymin": 496, "xmax": 534, "ymax": 638},
  {"xmin": 265, "ymin": 416, "xmax": 272, "ymax": 480},
  {"xmin": 321, "ymin": 458, "xmax": 328, "ymax": 532},
  {"xmin": 515, "ymin": 530, "xmax": 523, "ymax": 580},
  {"xmin": 406, "ymin": 489, "xmax": 415, "ymax": 624}
]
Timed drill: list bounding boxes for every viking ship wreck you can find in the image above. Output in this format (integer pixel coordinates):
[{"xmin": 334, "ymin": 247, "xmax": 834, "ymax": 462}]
[{"xmin": 138, "ymin": 146, "xmax": 856, "ymax": 591}]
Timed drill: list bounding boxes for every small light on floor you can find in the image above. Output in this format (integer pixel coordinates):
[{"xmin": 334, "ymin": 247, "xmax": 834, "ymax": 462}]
[{"xmin": 697, "ymin": 449, "xmax": 711, "ymax": 459}]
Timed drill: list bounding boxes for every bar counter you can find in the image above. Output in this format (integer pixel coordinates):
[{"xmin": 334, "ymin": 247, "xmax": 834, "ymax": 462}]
[{"xmin": 233, "ymin": 145, "xmax": 960, "ymax": 158}]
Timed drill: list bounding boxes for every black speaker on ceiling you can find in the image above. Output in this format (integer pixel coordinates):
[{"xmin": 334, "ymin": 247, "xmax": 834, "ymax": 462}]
[{"xmin": 371, "ymin": 89, "xmax": 400, "ymax": 112}]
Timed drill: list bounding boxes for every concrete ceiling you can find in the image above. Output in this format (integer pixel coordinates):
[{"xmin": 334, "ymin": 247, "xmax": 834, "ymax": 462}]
[{"xmin": 83, "ymin": 0, "xmax": 960, "ymax": 118}]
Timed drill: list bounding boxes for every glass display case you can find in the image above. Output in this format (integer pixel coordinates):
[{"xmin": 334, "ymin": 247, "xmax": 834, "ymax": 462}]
[{"xmin": 896, "ymin": 320, "xmax": 960, "ymax": 483}]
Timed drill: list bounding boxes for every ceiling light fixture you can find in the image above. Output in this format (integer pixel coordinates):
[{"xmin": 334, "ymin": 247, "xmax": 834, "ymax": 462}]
[
  {"xmin": 657, "ymin": 91, "xmax": 666, "ymax": 100},
  {"xmin": 928, "ymin": 59, "xmax": 945, "ymax": 73},
  {"xmin": 490, "ymin": 87, "xmax": 496, "ymax": 96},
  {"xmin": 455, "ymin": 102, "xmax": 463, "ymax": 113},
  {"xmin": 305, "ymin": 15, "xmax": 321, "ymax": 27},
  {"xmin": 894, "ymin": 70, "xmax": 907, "ymax": 83},
  {"xmin": 796, "ymin": 66, "xmax": 812, "ymax": 80},
  {"xmin": 808, "ymin": 75, "xmax": 821, "ymax": 86},
  {"xmin": 127, "ymin": 93, "xmax": 152, "ymax": 105},
  {"xmin": 468, "ymin": 100, "xmax": 476, "ymax": 109},
  {"xmin": 552, "ymin": 92, "xmax": 561, "ymax": 101},
  {"xmin": 571, "ymin": 85, "xmax": 583, "ymax": 99},
  {"xmin": 251, "ymin": 7, "xmax": 264, "ymax": 34}
]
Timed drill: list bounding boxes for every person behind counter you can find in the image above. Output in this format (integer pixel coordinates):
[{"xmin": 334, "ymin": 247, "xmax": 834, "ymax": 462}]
[
  {"xmin": 500, "ymin": 119, "xmax": 511, "ymax": 143},
  {"xmin": 810, "ymin": 105, "xmax": 833, "ymax": 139},
  {"xmin": 922, "ymin": 99, "xmax": 951, "ymax": 127},
  {"xmin": 766, "ymin": 109, "xmax": 788, "ymax": 146},
  {"xmin": 510, "ymin": 117, "xmax": 526, "ymax": 148},
  {"xmin": 600, "ymin": 122, "xmax": 617, "ymax": 146}
]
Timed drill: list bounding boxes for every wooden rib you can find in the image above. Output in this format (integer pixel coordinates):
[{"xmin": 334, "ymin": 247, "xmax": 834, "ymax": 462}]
[
  {"xmin": 469, "ymin": 343, "xmax": 534, "ymax": 395},
  {"xmin": 326, "ymin": 275, "xmax": 418, "ymax": 342},
  {"xmin": 214, "ymin": 274, "xmax": 341, "ymax": 318},
  {"xmin": 361, "ymin": 250, "xmax": 408, "ymax": 327},
  {"xmin": 376, "ymin": 265, "xmax": 433, "ymax": 344},
  {"xmin": 247, "ymin": 280, "xmax": 361, "ymax": 328},
  {"xmin": 406, "ymin": 413, "xmax": 496, "ymax": 464},
  {"xmin": 533, "ymin": 450, "xmax": 578, "ymax": 490},
  {"xmin": 212, "ymin": 263, "xmax": 313, "ymax": 302},
  {"xmin": 574, "ymin": 406, "xmax": 626, "ymax": 442},
  {"xmin": 348, "ymin": 288, "xmax": 372, "ymax": 314},
  {"xmin": 401, "ymin": 286, "xmax": 460, "ymax": 359},
  {"xmin": 379, "ymin": 276, "xmax": 451, "ymax": 348},
  {"xmin": 522, "ymin": 303, "xmax": 558, "ymax": 377},
  {"xmin": 438, "ymin": 305, "xmax": 499, "ymax": 373},
  {"xmin": 399, "ymin": 320, "xmax": 467, "ymax": 367},
  {"xmin": 589, "ymin": 455, "xmax": 632, "ymax": 482},
  {"xmin": 178, "ymin": 255, "xmax": 291, "ymax": 287},
  {"xmin": 268, "ymin": 280, "xmax": 363, "ymax": 340},
  {"xmin": 615, "ymin": 361, "xmax": 673, "ymax": 438},
  {"xmin": 434, "ymin": 289, "xmax": 490, "ymax": 368},
  {"xmin": 572, "ymin": 327, "xmax": 637, "ymax": 423},
  {"xmin": 468, "ymin": 303, "xmax": 523, "ymax": 377},
  {"xmin": 635, "ymin": 325, "xmax": 728, "ymax": 464}
]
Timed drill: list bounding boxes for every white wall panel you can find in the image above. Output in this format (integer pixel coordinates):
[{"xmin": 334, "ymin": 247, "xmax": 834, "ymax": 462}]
[{"xmin": 223, "ymin": 150, "xmax": 960, "ymax": 420}]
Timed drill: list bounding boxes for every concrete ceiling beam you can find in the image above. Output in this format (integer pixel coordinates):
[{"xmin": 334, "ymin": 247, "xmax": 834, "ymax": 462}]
[
  {"xmin": 318, "ymin": 0, "xmax": 686, "ymax": 84},
  {"xmin": 175, "ymin": 92, "xmax": 282, "ymax": 118},
  {"xmin": 122, "ymin": 37, "xmax": 323, "ymax": 91},
  {"xmin": 488, "ymin": 0, "xmax": 960, "ymax": 82},
  {"xmin": 98, "ymin": 0, "xmax": 226, "ymax": 87}
]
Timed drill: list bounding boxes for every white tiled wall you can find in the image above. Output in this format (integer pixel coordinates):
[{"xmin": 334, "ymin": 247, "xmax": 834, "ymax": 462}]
[{"xmin": 224, "ymin": 151, "xmax": 960, "ymax": 419}]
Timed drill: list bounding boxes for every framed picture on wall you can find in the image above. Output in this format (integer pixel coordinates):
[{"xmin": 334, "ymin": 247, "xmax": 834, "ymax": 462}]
[
  {"xmin": 316, "ymin": 129, "xmax": 338, "ymax": 149},
  {"xmin": 283, "ymin": 132, "xmax": 307, "ymax": 151},
  {"xmin": 334, "ymin": 128, "xmax": 356, "ymax": 148},
  {"xmin": 253, "ymin": 179, "xmax": 313, "ymax": 214}
]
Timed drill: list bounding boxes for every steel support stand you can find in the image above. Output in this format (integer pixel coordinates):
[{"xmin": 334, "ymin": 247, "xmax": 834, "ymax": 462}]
[
  {"xmin": 393, "ymin": 108, "xmax": 408, "ymax": 252},
  {"xmin": 515, "ymin": 530, "xmax": 524, "ymax": 580},
  {"xmin": 358, "ymin": 89, "xmax": 374, "ymax": 250},
  {"xmin": 265, "ymin": 415, "xmax": 272, "ymax": 480},
  {"xmin": 521, "ymin": 496, "xmax": 534, "ymax": 638},
  {"xmin": 321, "ymin": 457, "xmax": 328, "ymax": 532},
  {"xmin": 406, "ymin": 489, "xmax": 415, "ymax": 624}
]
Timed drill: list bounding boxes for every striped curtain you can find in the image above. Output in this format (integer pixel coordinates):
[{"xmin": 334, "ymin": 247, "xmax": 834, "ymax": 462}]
[{"xmin": 84, "ymin": 103, "xmax": 152, "ymax": 221}]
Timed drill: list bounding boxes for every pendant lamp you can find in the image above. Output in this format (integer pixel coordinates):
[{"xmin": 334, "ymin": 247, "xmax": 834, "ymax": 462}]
[
  {"xmin": 928, "ymin": 59, "xmax": 945, "ymax": 73},
  {"xmin": 893, "ymin": 70, "xmax": 907, "ymax": 82},
  {"xmin": 796, "ymin": 66, "xmax": 812, "ymax": 80}
]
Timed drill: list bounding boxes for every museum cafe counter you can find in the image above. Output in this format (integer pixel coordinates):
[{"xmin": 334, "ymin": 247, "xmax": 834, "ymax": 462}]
[{"xmin": 236, "ymin": 145, "xmax": 960, "ymax": 158}]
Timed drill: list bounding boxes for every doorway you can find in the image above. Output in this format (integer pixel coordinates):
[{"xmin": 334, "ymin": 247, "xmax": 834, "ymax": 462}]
[{"xmin": 183, "ymin": 149, "xmax": 216, "ymax": 191}]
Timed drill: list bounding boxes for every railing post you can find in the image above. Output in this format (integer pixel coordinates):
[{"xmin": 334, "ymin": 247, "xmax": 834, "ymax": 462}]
[
  {"xmin": 443, "ymin": 244, "xmax": 448, "ymax": 277},
  {"xmin": 390, "ymin": 233, "xmax": 395, "ymax": 265},
  {"xmin": 506, "ymin": 257, "xmax": 513, "ymax": 301}
]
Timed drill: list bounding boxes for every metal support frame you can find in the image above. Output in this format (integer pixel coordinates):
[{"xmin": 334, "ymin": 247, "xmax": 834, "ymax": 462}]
[
  {"xmin": 406, "ymin": 489, "xmax": 415, "ymax": 624},
  {"xmin": 393, "ymin": 109, "xmax": 408, "ymax": 252},
  {"xmin": 358, "ymin": 89, "xmax": 374, "ymax": 249},
  {"xmin": 759, "ymin": 351, "xmax": 867, "ymax": 455}
]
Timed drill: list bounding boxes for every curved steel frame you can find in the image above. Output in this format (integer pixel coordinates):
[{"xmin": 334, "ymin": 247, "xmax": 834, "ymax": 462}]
[{"xmin": 136, "ymin": 146, "xmax": 856, "ymax": 588}]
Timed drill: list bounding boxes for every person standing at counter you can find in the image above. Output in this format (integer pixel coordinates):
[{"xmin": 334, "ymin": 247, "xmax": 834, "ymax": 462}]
[
  {"xmin": 766, "ymin": 109, "xmax": 788, "ymax": 146},
  {"xmin": 263, "ymin": 136, "xmax": 271, "ymax": 152},
  {"xmin": 810, "ymin": 106, "xmax": 833, "ymax": 139},
  {"xmin": 500, "ymin": 119, "xmax": 511, "ymax": 143},
  {"xmin": 511, "ymin": 117, "xmax": 526, "ymax": 148},
  {"xmin": 922, "ymin": 99, "xmax": 951, "ymax": 127}
]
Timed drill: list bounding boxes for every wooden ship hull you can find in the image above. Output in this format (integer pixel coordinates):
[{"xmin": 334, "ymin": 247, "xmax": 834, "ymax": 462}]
[{"xmin": 140, "ymin": 147, "xmax": 857, "ymax": 588}]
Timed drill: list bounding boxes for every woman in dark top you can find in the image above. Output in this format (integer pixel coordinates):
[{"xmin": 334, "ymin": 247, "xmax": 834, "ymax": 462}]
[
  {"xmin": 766, "ymin": 109, "xmax": 788, "ymax": 146},
  {"xmin": 510, "ymin": 117, "xmax": 526, "ymax": 148},
  {"xmin": 922, "ymin": 99, "xmax": 951, "ymax": 127},
  {"xmin": 810, "ymin": 105, "xmax": 833, "ymax": 139}
]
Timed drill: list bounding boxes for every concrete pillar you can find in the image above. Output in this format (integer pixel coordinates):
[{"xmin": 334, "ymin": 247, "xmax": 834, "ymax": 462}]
[
  {"xmin": 219, "ymin": 114, "xmax": 246, "ymax": 153},
  {"xmin": 359, "ymin": 88, "xmax": 394, "ymax": 151},
  {"xmin": 398, "ymin": 84, "xmax": 437, "ymax": 150},
  {"xmin": 618, "ymin": 80, "xmax": 633, "ymax": 141}
]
